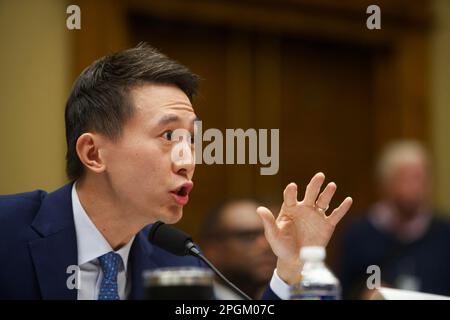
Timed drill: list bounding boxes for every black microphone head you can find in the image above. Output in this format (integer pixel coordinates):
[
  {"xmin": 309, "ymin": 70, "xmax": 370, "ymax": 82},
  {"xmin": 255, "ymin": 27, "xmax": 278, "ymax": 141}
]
[{"xmin": 148, "ymin": 221, "xmax": 194, "ymax": 256}]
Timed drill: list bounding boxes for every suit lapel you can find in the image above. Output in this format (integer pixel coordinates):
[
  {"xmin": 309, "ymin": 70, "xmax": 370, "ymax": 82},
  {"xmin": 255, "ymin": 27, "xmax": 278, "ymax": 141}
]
[
  {"xmin": 29, "ymin": 183, "xmax": 78, "ymax": 300},
  {"xmin": 27, "ymin": 183, "xmax": 161, "ymax": 300}
]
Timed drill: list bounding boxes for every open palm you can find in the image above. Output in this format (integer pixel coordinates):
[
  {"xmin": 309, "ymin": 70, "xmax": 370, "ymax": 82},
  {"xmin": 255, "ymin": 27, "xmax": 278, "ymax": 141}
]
[{"xmin": 257, "ymin": 172, "xmax": 353, "ymax": 266}]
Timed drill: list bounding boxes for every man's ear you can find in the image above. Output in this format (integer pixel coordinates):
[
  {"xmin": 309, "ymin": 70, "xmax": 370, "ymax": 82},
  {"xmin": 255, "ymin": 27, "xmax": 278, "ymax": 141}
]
[{"xmin": 76, "ymin": 133, "xmax": 106, "ymax": 174}]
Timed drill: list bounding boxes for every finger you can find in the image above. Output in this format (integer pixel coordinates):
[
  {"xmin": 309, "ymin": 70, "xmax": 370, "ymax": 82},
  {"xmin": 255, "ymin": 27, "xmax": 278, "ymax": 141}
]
[
  {"xmin": 315, "ymin": 182, "xmax": 337, "ymax": 211},
  {"xmin": 283, "ymin": 183, "xmax": 298, "ymax": 207},
  {"xmin": 257, "ymin": 206, "xmax": 277, "ymax": 240},
  {"xmin": 328, "ymin": 197, "xmax": 353, "ymax": 226},
  {"xmin": 303, "ymin": 172, "xmax": 326, "ymax": 207}
]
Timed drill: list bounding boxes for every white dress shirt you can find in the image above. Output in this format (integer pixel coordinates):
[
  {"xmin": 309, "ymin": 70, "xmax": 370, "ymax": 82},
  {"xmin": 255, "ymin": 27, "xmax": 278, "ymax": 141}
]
[
  {"xmin": 271, "ymin": 269, "xmax": 291, "ymax": 300},
  {"xmin": 71, "ymin": 183, "xmax": 290, "ymax": 300},
  {"xmin": 72, "ymin": 183, "xmax": 135, "ymax": 300}
]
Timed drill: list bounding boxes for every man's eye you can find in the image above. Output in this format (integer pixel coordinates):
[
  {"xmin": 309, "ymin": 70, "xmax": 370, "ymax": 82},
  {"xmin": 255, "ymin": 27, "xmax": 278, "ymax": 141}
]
[
  {"xmin": 162, "ymin": 131, "xmax": 173, "ymax": 141},
  {"xmin": 162, "ymin": 130, "xmax": 195, "ymax": 144}
]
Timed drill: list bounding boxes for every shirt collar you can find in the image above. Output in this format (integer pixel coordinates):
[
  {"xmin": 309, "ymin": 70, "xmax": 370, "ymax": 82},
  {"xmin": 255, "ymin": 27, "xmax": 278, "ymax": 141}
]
[{"xmin": 71, "ymin": 182, "xmax": 135, "ymax": 270}]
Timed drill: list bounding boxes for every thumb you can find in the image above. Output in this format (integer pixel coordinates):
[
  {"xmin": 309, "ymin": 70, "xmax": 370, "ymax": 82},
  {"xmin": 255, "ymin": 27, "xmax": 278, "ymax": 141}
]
[{"xmin": 257, "ymin": 206, "xmax": 277, "ymax": 240}]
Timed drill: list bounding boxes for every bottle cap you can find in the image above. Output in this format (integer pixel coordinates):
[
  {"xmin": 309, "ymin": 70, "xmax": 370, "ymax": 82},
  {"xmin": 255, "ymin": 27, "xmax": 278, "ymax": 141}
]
[{"xmin": 300, "ymin": 246, "xmax": 326, "ymax": 261}]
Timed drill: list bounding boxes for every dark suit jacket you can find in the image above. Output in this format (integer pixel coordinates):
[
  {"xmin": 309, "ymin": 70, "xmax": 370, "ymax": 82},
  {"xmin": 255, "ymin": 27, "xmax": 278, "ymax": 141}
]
[
  {"xmin": 0, "ymin": 183, "xmax": 279, "ymax": 300},
  {"xmin": 337, "ymin": 213, "xmax": 450, "ymax": 299}
]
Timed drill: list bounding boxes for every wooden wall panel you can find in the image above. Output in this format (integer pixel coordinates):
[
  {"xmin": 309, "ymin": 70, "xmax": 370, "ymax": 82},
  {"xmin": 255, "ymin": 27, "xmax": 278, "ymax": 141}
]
[{"xmin": 72, "ymin": 0, "xmax": 431, "ymax": 252}]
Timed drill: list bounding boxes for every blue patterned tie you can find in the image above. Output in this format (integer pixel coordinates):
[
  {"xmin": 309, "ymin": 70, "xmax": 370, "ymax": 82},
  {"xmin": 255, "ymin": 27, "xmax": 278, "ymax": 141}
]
[{"xmin": 98, "ymin": 252, "xmax": 122, "ymax": 300}]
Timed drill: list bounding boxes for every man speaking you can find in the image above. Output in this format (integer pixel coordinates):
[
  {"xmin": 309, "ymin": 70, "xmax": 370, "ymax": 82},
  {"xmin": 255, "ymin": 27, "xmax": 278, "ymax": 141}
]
[{"xmin": 0, "ymin": 44, "xmax": 352, "ymax": 299}]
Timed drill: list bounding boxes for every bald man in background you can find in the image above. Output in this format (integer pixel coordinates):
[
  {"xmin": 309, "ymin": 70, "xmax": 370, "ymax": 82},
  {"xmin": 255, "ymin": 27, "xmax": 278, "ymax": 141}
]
[
  {"xmin": 337, "ymin": 140, "xmax": 450, "ymax": 299},
  {"xmin": 200, "ymin": 199, "xmax": 278, "ymax": 299}
]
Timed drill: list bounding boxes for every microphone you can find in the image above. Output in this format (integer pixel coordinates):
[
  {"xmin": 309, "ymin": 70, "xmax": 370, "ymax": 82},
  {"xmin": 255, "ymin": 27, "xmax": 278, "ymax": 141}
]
[{"xmin": 148, "ymin": 221, "xmax": 252, "ymax": 300}]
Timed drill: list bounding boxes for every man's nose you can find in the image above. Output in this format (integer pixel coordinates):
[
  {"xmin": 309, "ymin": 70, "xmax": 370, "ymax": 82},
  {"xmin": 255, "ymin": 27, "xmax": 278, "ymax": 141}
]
[{"xmin": 171, "ymin": 136, "xmax": 195, "ymax": 178}]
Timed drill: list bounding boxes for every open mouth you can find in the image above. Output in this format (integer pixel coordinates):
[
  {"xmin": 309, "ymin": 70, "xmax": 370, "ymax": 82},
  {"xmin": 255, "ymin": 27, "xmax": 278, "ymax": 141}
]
[
  {"xmin": 175, "ymin": 186, "xmax": 189, "ymax": 196},
  {"xmin": 170, "ymin": 182, "xmax": 194, "ymax": 206}
]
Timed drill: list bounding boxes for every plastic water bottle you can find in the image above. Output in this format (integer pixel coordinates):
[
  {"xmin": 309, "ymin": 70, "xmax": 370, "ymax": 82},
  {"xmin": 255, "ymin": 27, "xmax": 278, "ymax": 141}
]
[{"xmin": 289, "ymin": 246, "xmax": 341, "ymax": 300}]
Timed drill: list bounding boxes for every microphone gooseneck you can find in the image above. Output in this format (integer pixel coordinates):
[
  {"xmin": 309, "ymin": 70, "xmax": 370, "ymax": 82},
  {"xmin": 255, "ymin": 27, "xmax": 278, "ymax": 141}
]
[{"xmin": 148, "ymin": 221, "xmax": 252, "ymax": 300}]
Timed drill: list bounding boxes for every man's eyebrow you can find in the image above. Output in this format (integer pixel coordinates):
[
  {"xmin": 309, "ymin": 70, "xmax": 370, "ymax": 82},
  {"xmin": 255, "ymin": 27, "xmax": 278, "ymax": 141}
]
[
  {"xmin": 157, "ymin": 114, "xmax": 180, "ymax": 126},
  {"xmin": 157, "ymin": 114, "xmax": 201, "ymax": 126}
]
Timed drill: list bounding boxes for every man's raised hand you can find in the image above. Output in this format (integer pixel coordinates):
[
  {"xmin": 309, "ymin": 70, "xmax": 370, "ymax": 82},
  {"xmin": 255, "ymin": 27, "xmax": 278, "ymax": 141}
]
[{"xmin": 257, "ymin": 172, "xmax": 353, "ymax": 284}]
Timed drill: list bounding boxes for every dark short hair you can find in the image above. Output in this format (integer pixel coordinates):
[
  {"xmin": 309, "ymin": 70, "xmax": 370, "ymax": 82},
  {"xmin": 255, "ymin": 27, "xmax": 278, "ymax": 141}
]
[{"xmin": 65, "ymin": 43, "xmax": 199, "ymax": 180}]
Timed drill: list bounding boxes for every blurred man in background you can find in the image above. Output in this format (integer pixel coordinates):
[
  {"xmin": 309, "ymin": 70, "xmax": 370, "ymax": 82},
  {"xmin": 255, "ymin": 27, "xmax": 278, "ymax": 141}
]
[
  {"xmin": 200, "ymin": 199, "xmax": 277, "ymax": 299},
  {"xmin": 338, "ymin": 140, "xmax": 450, "ymax": 299}
]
